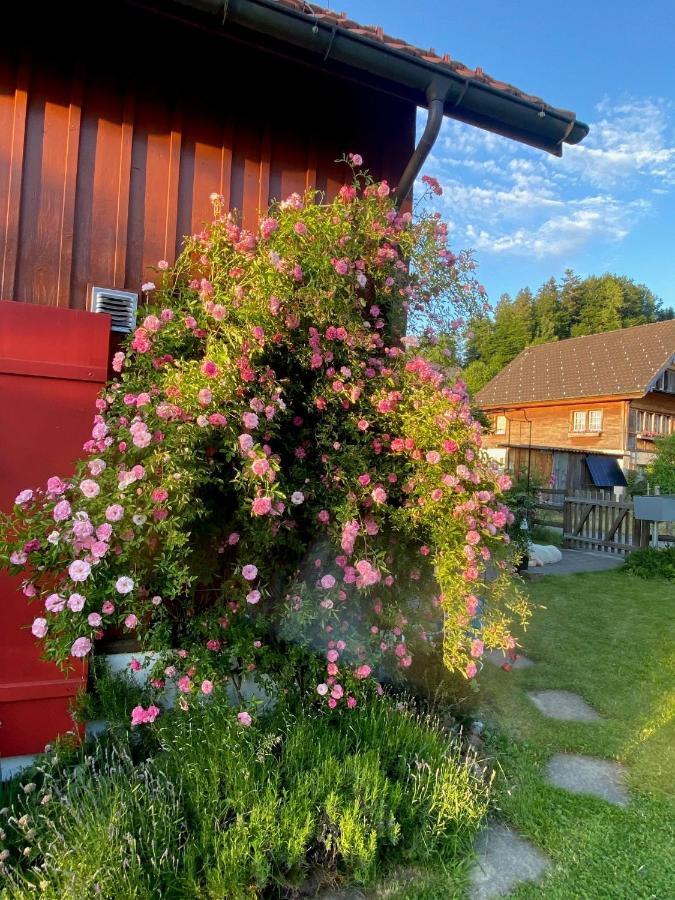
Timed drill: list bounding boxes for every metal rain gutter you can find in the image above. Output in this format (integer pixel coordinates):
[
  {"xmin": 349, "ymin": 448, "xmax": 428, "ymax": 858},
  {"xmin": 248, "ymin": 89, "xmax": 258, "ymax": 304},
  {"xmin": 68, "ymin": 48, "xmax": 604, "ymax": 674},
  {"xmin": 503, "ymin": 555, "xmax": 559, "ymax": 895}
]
[
  {"xmin": 174, "ymin": 0, "xmax": 588, "ymax": 153},
  {"xmin": 396, "ymin": 81, "xmax": 447, "ymax": 205}
]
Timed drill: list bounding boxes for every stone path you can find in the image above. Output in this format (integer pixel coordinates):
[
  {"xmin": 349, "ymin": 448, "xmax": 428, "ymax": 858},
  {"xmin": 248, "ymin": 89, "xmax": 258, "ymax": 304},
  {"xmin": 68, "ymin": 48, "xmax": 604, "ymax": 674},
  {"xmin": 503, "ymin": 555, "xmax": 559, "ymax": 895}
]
[
  {"xmin": 546, "ymin": 754, "xmax": 629, "ymax": 806},
  {"xmin": 469, "ymin": 822, "xmax": 551, "ymax": 899},
  {"xmin": 469, "ymin": 645, "xmax": 630, "ymax": 896},
  {"xmin": 527, "ymin": 548, "xmax": 623, "ymax": 577},
  {"xmin": 528, "ymin": 689, "xmax": 601, "ymax": 722}
]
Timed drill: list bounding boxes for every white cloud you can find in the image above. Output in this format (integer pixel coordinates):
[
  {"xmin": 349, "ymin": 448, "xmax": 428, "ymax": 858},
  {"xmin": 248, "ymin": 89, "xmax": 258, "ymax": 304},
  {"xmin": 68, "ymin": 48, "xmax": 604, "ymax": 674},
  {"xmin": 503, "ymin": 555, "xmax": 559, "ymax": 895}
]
[
  {"xmin": 561, "ymin": 98, "xmax": 675, "ymax": 187},
  {"xmin": 419, "ymin": 97, "xmax": 674, "ymax": 260}
]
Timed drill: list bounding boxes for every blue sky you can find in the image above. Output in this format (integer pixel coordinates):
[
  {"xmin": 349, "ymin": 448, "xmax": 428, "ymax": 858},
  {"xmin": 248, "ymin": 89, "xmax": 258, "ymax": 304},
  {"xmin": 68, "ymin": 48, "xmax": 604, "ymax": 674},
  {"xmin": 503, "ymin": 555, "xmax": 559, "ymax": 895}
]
[{"xmin": 345, "ymin": 0, "xmax": 675, "ymax": 311}]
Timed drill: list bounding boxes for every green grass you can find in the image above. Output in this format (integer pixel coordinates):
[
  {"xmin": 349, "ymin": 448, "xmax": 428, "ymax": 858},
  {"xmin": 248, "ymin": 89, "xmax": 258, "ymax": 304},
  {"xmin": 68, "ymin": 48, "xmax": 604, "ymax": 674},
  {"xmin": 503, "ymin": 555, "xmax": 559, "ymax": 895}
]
[
  {"xmin": 469, "ymin": 570, "xmax": 675, "ymax": 899},
  {"xmin": 529, "ymin": 524, "xmax": 563, "ymax": 547}
]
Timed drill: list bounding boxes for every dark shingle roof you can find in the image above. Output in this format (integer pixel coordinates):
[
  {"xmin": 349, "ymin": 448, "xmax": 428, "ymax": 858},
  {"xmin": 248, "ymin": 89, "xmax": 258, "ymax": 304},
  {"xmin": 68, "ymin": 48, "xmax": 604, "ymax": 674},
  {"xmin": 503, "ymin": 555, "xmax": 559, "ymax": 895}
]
[{"xmin": 476, "ymin": 320, "xmax": 675, "ymax": 407}]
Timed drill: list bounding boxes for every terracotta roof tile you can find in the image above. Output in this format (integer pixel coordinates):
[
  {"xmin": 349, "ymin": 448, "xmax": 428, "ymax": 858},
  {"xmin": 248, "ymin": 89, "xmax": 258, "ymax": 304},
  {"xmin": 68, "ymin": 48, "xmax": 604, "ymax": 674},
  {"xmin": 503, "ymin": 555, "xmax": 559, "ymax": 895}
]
[
  {"xmin": 271, "ymin": 0, "xmax": 573, "ymax": 116},
  {"xmin": 476, "ymin": 320, "xmax": 675, "ymax": 407}
]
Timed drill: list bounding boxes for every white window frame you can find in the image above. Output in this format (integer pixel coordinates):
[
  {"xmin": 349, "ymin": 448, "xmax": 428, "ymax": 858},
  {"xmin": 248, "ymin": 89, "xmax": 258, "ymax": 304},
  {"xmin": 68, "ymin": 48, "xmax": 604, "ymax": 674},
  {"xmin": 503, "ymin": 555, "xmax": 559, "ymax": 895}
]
[
  {"xmin": 588, "ymin": 410, "xmax": 603, "ymax": 432},
  {"xmin": 572, "ymin": 410, "xmax": 587, "ymax": 433},
  {"xmin": 494, "ymin": 414, "xmax": 507, "ymax": 435}
]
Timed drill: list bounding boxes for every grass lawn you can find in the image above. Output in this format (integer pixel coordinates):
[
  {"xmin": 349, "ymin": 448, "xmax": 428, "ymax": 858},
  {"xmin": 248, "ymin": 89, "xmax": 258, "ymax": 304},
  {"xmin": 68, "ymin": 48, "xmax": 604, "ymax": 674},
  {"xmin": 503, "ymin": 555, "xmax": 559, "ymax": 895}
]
[{"xmin": 471, "ymin": 569, "xmax": 675, "ymax": 899}]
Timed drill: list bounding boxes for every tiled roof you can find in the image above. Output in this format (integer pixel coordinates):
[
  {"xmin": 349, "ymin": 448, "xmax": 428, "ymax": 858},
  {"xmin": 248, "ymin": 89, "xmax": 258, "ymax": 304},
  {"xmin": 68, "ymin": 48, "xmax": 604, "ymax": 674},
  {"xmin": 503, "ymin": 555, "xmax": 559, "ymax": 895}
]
[
  {"xmin": 476, "ymin": 320, "xmax": 675, "ymax": 407},
  {"xmin": 272, "ymin": 0, "xmax": 574, "ymax": 117}
]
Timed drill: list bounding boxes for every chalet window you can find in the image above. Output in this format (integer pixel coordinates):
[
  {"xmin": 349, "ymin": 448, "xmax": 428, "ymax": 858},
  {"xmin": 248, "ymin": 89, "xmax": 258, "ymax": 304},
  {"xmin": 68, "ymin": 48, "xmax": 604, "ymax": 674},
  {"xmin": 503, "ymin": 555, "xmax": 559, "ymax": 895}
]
[
  {"xmin": 588, "ymin": 410, "xmax": 603, "ymax": 432},
  {"xmin": 494, "ymin": 415, "xmax": 507, "ymax": 435},
  {"xmin": 631, "ymin": 409, "xmax": 673, "ymax": 435},
  {"xmin": 572, "ymin": 411, "xmax": 587, "ymax": 432}
]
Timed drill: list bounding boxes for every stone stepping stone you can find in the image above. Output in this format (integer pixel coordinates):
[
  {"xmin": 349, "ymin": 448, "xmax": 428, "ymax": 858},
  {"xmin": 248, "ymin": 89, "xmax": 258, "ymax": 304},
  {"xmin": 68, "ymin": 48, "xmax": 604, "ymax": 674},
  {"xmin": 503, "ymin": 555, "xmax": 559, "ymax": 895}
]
[
  {"xmin": 546, "ymin": 753, "xmax": 629, "ymax": 806},
  {"xmin": 528, "ymin": 690, "xmax": 601, "ymax": 722},
  {"xmin": 469, "ymin": 822, "xmax": 551, "ymax": 899},
  {"xmin": 484, "ymin": 649, "xmax": 534, "ymax": 670}
]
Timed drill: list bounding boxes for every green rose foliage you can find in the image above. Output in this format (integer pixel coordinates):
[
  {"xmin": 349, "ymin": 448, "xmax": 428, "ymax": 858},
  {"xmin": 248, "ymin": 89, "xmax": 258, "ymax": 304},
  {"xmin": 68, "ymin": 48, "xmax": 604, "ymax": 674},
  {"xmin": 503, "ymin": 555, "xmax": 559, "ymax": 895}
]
[{"xmin": 0, "ymin": 165, "xmax": 529, "ymax": 719}]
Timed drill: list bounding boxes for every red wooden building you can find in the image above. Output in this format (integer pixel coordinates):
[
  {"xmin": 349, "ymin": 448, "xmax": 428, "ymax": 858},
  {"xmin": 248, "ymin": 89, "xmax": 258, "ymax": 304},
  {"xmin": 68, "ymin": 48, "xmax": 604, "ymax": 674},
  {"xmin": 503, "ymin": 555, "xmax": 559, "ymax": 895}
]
[{"xmin": 0, "ymin": 0, "xmax": 588, "ymax": 771}]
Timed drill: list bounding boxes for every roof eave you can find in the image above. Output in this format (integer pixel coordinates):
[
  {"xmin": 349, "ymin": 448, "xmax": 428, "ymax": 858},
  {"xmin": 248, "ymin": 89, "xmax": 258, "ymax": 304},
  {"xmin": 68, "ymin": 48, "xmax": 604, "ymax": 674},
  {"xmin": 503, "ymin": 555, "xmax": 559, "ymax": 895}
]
[
  {"xmin": 477, "ymin": 392, "xmax": 645, "ymax": 410},
  {"xmin": 171, "ymin": 0, "xmax": 588, "ymax": 156}
]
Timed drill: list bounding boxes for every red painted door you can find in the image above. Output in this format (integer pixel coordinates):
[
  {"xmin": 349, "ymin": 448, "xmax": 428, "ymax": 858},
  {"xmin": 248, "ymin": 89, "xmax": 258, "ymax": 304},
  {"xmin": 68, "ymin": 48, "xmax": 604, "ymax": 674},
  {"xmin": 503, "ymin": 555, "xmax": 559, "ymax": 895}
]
[{"xmin": 0, "ymin": 301, "xmax": 110, "ymax": 756}]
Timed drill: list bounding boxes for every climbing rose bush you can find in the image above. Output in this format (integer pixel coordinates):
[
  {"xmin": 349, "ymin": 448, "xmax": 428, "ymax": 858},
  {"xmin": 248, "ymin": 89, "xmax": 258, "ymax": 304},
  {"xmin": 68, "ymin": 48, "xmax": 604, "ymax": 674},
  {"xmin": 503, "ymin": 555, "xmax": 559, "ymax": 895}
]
[{"xmin": 0, "ymin": 162, "xmax": 528, "ymax": 719}]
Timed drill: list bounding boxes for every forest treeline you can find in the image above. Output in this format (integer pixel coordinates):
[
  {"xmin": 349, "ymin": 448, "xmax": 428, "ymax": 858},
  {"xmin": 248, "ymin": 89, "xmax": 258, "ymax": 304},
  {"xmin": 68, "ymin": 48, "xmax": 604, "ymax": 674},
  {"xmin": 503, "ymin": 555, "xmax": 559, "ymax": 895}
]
[{"xmin": 462, "ymin": 270, "xmax": 673, "ymax": 395}]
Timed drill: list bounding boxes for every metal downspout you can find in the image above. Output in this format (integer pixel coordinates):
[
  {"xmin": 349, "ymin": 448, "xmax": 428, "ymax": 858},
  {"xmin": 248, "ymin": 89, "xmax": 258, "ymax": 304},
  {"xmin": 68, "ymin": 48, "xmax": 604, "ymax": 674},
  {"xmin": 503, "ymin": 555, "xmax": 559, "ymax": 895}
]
[{"xmin": 396, "ymin": 82, "xmax": 448, "ymax": 206}]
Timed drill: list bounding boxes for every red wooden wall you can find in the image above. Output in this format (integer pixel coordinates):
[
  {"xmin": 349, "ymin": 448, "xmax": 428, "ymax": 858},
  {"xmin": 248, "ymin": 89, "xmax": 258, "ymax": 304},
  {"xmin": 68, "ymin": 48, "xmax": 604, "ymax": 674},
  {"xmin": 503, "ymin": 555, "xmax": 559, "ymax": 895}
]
[
  {"xmin": 0, "ymin": 2, "xmax": 416, "ymax": 312},
  {"xmin": 0, "ymin": 302, "xmax": 111, "ymax": 758}
]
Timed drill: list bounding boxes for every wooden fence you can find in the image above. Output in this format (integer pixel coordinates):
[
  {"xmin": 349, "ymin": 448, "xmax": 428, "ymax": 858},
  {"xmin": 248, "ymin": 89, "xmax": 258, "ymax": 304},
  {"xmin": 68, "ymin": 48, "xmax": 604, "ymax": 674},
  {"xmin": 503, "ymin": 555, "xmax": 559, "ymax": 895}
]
[
  {"xmin": 533, "ymin": 488, "xmax": 565, "ymax": 528},
  {"xmin": 563, "ymin": 490, "xmax": 650, "ymax": 555}
]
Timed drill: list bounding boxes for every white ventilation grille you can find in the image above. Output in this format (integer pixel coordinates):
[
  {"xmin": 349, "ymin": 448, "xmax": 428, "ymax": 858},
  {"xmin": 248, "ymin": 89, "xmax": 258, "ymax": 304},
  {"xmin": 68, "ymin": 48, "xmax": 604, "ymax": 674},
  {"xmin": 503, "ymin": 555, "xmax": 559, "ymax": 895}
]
[{"xmin": 90, "ymin": 286, "xmax": 138, "ymax": 333}]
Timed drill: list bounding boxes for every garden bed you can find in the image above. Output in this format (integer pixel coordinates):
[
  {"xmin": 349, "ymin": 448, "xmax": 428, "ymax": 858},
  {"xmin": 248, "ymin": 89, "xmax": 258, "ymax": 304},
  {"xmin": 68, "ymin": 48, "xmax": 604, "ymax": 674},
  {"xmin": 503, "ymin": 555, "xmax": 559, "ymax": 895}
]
[{"xmin": 0, "ymin": 690, "xmax": 488, "ymax": 898}]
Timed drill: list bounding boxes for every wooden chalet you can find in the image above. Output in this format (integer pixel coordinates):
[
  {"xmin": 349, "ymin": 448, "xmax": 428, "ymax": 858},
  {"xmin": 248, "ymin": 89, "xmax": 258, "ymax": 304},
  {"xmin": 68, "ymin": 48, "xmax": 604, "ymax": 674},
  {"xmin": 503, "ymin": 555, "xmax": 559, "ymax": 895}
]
[{"xmin": 477, "ymin": 320, "xmax": 675, "ymax": 491}]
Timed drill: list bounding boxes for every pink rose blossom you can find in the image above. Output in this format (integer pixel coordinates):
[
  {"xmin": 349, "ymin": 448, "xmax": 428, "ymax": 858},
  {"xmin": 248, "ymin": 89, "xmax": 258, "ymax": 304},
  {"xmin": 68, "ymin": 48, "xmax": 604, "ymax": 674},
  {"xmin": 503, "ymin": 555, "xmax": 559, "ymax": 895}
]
[
  {"xmin": 201, "ymin": 679, "xmax": 214, "ymax": 696},
  {"xmin": 31, "ymin": 617, "xmax": 48, "ymax": 638},
  {"xmin": 177, "ymin": 675, "xmax": 192, "ymax": 693},
  {"xmin": 470, "ymin": 639, "xmax": 484, "ymax": 658},
  {"xmin": 124, "ymin": 614, "xmax": 138, "ymax": 629},
  {"xmin": 237, "ymin": 711, "xmax": 252, "ymax": 726},
  {"xmin": 131, "ymin": 704, "xmax": 160, "ymax": 725},
  {"xmin": 242, "ymin": 564, "xmax": 258, "ymax": 581},
  {"xmin": 238, "ymin": 434, "xmax": 254, "ymax": 452},
  {"xmin": 53, "ymin": 500, "xmax": 71, "ymax": 522},
  {"xmin": 69, "ymin": 560, "xmax": 91, "ymax": 582},
  {"xmin": 251, "ymin": 458, "xmax": 270, "ymax": 476},
  {"xmin": 201, "ymin": 360, "xmax": 219, "ymax": 378},
  {"xmin": 47, "ymin": 476, "xmax": 66, "ymax": 495},
  {"xmin": 45, "ymin": 594, "xmax": 66, "ymax": 612},
  {"xmin": 106, "ymin": 504, "xmax": 124, "ymax": 522},
  {"xmin": 251, "ymin": 497, "xmax": 272, "ymax": 516},
  {"xmin": 115, "ymin": 576, "xmax": 134, "ymax": 594},
  {"xmin": 71, "ymin": 636, "xmax": 92, "ymax": 658},
  {"xmin": 66, "ymin": 593, "xmax": 85, "ymax": 612}
]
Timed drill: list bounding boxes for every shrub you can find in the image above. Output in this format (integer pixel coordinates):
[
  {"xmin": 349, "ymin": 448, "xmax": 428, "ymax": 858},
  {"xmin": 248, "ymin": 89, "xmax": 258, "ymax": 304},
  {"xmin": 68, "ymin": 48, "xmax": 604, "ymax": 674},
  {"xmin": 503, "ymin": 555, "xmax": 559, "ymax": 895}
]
[
  {"xmin": 0, "ymin": 696, "xmax": 488, "ymax": 897},
  {"xmin": 0, "ymin": 161, "xmax": 528, "ymax": 723},
  {"xmin": 646, "ymin": 433, "xmax": 675, "ymax": 495},
  {"xmin": 623, "ymin": 545, "xmax": 675, "ymax": 581}
]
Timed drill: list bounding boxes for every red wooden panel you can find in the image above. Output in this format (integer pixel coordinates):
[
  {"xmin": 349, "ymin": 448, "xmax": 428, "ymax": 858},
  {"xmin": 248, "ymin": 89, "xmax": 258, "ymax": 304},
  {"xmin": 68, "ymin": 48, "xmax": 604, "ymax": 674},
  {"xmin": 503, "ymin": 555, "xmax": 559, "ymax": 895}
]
[
  {"xmin": 0, "ymin": 302, "xmax": 110, "ymax": 756},
  {"xmin": 55, "ymin": 69, "xmax": 83, "ymax": 307},
  {"xmin": 0, "ymin": 5, "xmax": 416, "ymax": 309},
  {"xmin": 231, "ymin": 116, "xmax": 264, "ymax": 231},
  {"xmin": 269, "ymin": 126, "xmax": 310, "ymax": 203},
  {"xmin": 126, "ymin": 85, "xmax": 183, "ymax": 288},
  {"xmin": 0, "ymin": 52, "xmax": 29, "ymax": 300},
  {"xmin": 14, "ymin": 60, "xmax": 84, "ymax": 307},
  {"xmin": 69, "ymin": 76, "xmax": 134, "ymax": 308}
]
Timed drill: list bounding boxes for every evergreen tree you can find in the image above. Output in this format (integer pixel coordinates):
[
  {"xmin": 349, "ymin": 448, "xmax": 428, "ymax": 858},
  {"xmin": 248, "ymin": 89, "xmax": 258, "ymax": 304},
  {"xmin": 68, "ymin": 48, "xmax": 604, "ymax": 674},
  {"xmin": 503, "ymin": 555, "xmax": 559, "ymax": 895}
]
[
  {"xmin": 533, "ymin": 277, "xmax": 562, "ymax": 344},
  {"xmin": 459, "ymin": 271, "xmax": 672, "ymax": 395}
]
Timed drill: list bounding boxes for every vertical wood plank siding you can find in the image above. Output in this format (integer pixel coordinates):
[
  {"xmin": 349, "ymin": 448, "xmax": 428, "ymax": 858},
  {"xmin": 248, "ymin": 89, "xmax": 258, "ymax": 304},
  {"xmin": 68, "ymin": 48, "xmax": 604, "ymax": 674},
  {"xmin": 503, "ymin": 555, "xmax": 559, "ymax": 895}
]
[{"xmin": 0, "ymin": 6, "xmax": 415, "ymax": 311}]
